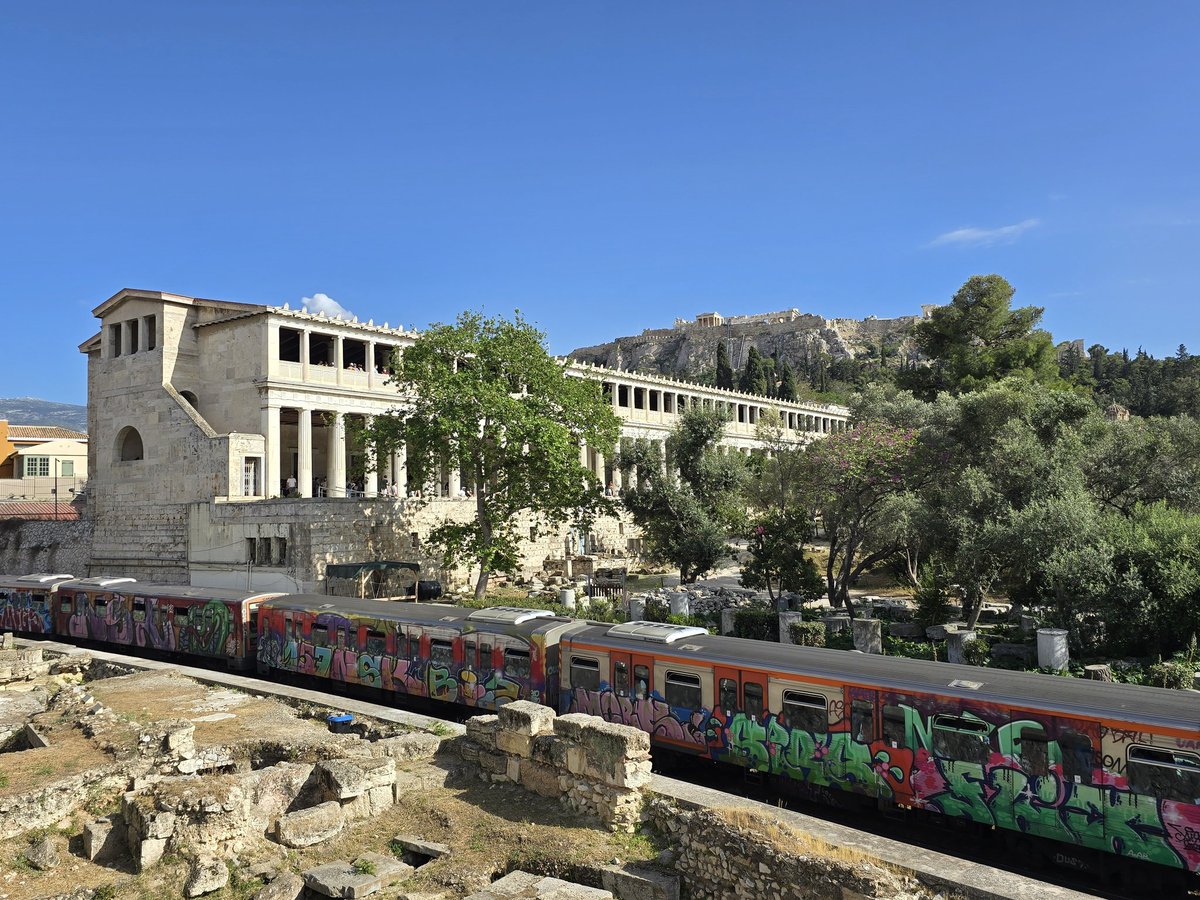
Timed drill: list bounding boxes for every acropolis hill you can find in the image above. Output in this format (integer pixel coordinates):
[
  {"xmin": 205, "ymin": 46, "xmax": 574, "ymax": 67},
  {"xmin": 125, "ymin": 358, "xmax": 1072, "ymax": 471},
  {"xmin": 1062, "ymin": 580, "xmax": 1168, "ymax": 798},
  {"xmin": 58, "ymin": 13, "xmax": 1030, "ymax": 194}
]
[{"xmin": 568, "ymin": 307, "xmax": 926, "ymax": 378}]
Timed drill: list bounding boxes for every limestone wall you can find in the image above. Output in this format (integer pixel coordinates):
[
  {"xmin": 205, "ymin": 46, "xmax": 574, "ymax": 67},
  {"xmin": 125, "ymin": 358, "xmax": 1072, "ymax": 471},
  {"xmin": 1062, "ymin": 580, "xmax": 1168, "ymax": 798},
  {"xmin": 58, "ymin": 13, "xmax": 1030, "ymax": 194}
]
[
  {"xmin": 456, "ymin": 701, "xmax": 652, "ymax": 832},
  {"xmin": 0, "ymin": 517, "xmax": 93, "ymax": 578},
  {"xmin": 644, "ymin": 798, "xmax": 927, "ymax": 900}
]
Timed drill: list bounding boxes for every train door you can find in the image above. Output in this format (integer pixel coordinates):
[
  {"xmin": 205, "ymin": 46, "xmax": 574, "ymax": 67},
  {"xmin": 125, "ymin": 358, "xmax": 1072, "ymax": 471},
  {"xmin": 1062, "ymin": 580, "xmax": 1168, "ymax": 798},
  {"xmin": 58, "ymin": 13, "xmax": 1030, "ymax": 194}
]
[
  {"xmin": 842, "ymin": 686, "xmax": 882, "ymax": 799},
  {"xmin": 713, "ymin": 665, "xmax": 739, "ymax": 722}
]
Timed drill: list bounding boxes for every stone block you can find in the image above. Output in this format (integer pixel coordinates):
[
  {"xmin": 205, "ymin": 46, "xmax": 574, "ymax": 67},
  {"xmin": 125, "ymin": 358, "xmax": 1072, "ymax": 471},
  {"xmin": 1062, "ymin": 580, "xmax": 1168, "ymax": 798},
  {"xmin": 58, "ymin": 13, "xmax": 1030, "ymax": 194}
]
[
  {"xmin": 478, "ymin": 751, "xmax": 509, "ymax": 777},
  {"xmin": 1037, "ymin": 628, "xmax": 1069, "ymax": 671},
  {"xmin": 519, "ymin": 760, "xmax": 563, "ymax": 797},
  {"xmin": 275, "ymin": 801, "xmax": 345, "ymax": 848},
  {"xmin": 496, "ymin": 729, "xmax": 533, "ymax": 758},
  {"xmin": 497, "ymin": 700, "xmax": 557, "ymax": 739},
  {"xmin": 375, "ymin": 732, "xmax": 442, "ymax": 761},
  {"xmin": 252, "ymin": 871, "xmax": 305, "ymax": 900},
  {"xmin": 320, "ymin": 759, "xmax": 368, "ymax": 800},
  {"xmin": 185, "ymin": 855, "xmax": 229, "ymax": 897},
  {"xmin": 391, "ymin": 835, "xmax": 451, "ymax": 859},
  {"xmin": 594, "ymin": 863, "xmax": 680, "ymax": 900},
  {"xmin": 302, "ymin": 854, "xmax": 413, "ymax": 898},
  {"xmin": 21, "ymin": 724, "xmax": 50, "ymax": 748},
  {"xmin": 777, "ymin": 611, "xmax": 805, "ymax": 645},
  {"xmin": 343, "ymin": 784, "xmax": 395, "ymax": 821},
  {"xmin": 946, "ymin": 629, "xmax": 978, "ymax": 665},
  {"xmin": 822, "ymin": 615, "xmax": 850, "ymax": 635},
  {"xmin": 137, "ymin": 836, "xmax": 168, "ymax": 871},
  {"xmin": 852, "ymin": 618, "xmax": 882, "ymax": 654},
  {"xmin": 506, "ymin": 756, "xmax": 521, "ymax": 782},
  {"xmin": 719, "ymin": 607, "xmax": 736, "ymax": 636},
  {"xmin": 143, "ymin": 810, "xmax": 177, "ymax": 840},
  {"xmin": 887, "ymin": 621, "xmax": 925, "ymax": 639},
  {"xmin": 84, "ymin": 813, "xmax": 126, "ymax": 864},
  {"xmin": 23, "ymin": 835, "xmax": 59, "ymax": 871}
]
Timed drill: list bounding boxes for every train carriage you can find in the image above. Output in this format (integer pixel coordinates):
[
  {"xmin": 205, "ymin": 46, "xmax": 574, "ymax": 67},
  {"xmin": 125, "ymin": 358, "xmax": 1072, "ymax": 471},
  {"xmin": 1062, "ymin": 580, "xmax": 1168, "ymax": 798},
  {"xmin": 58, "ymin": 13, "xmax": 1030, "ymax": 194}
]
[
  {"xmin": 559, "ymin": 621, "xmax": 1200, "ymax": 876},
  {"xmin": 52, "ymin": 580, "xmax": 279, "ymax": 669},
  {"xmin": 0, "ymin": 573, "xmax": 78, "ymax": 635},
  {"xmin": 255, "ymin": 597, "xmax": 578, "ymax": 710}
]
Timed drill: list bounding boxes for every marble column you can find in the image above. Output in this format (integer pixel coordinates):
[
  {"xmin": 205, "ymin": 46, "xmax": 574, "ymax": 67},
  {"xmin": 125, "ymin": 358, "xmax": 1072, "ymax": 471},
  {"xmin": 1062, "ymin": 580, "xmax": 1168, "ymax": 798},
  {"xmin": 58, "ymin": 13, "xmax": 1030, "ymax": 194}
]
[
  {"xmin": 297, "ymin": 408, "xmax": 313, "ymax": 498},
  {"xmin": 448, "ymin": 460, "xmax": 462, "ymax": 497},
  {"xmin": 301, "ymin": 330, "xmax": 311, "ymax": 381},
  {"xmin": 261, "ymin": 404, "xmax": 280, "ymax": 498},
  {"xmin": 329, "ymin": 413, "xmax": 346, "ymax": 497},
  {"xmin": 364, "ymin": 416, "xmax": 378, "ymax": 497}
]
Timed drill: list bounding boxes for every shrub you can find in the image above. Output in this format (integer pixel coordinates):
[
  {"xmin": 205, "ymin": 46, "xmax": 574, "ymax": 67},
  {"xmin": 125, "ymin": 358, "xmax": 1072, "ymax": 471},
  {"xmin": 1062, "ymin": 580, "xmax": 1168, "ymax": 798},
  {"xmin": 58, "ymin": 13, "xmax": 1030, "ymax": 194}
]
[
  {"xmin": 912, "ymin": 565, "xmax": 952, "ymax": 628},
  {"xmin": 788, "ymin": 621, "xmax": 826, "ymax": 647},
  {"xmin": 962, "ymin": 638, "xmax": 991, "ymax": 667},
  {"xmin": 733, "ymin": 609, "xmax": 780, "ymax": 642},
  {"xmin": 643, "ymin": 597, "xmax": 671, "ymax": 623},
  {"xmin": 1147, "ymin": 659, "xmax": 1193, "ymax": 691}
]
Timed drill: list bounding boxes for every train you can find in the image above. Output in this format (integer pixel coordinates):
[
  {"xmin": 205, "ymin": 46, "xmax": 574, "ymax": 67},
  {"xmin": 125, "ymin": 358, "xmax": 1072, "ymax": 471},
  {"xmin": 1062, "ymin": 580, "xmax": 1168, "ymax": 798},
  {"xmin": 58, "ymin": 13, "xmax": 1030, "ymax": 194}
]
[{"xmin": 3, "ymin": 572, "xmax": 1199, "ymax": 884}]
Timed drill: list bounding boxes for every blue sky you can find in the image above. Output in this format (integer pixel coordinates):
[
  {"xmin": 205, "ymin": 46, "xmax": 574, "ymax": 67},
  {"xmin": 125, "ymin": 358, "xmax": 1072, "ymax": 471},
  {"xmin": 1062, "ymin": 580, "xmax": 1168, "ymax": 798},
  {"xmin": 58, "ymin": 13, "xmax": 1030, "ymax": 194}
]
[{"xmin": 3, "ymin": 3, "xmax": 1197, "ymax": 405}]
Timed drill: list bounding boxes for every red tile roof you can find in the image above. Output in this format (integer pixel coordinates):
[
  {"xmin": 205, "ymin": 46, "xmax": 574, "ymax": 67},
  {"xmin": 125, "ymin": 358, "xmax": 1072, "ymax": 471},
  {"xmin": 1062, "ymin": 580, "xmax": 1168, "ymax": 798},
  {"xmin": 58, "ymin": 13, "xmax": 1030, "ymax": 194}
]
[
  {"xmin": 5, "ymin": 426, "xmax": 88, "ymax": 440},
  {"xmin": 0, "ymin": 502, "xmax": 81, "ymax": 520}
]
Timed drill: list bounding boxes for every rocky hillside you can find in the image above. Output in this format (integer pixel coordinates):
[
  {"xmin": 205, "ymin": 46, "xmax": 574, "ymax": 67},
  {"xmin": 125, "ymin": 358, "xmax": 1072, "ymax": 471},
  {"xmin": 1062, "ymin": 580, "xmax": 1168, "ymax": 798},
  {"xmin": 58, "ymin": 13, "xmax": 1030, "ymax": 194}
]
[
  {"xmin": 568, "ymin": 309, "xmax": 923, "ymax": 379},
  {"xmin": 0, "ymin": 397, "xmax": 87, "ymax": 431}
]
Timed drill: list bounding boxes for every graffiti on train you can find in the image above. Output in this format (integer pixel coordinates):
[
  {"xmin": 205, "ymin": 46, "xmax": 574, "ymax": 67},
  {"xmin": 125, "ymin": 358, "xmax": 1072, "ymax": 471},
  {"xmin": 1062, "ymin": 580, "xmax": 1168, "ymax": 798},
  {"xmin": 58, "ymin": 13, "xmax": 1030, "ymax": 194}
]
[
  {"xmin": 57, "ymin": 593, "xmax": 240, "ymax": 657},
  {"xmin": 566, "ymin": 683, "xmax": 1200, "ymax": 870},
  {"xmin": 0, "ymin": 591, "xmax": 53, "ymax": 633},
  {"xmin": 256, "ymin": 609, "xmax": 539, "ymax": 708}
]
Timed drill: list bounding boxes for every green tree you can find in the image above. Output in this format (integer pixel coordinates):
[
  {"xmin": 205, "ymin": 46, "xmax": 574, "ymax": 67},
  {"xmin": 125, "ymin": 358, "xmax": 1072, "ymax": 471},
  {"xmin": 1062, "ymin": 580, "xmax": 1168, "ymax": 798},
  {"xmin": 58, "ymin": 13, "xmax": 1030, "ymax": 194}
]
[
  {"xmin": 906, "ymin": 274, "xmax": 1059, "ymax": 398},
  {"xmin": 739, "ymin": 346, "xmax": 768, "ymax": 395},
  {"xmin": 715, "ymin": 341, "xmax": 735, "ymax": 390},
  {"xmin": 619, "ymin": 406, "xmax": 745, "ymax": 582},
  {"xmin": 803, "ymin": 422, "xmax": 923, "ymax": 615},
  {"xmin": 740, "ymin": 509, "xmax": 822, "ymax": 603},
  {"xmin": 777, "ymin": 360, "xmax": 798, "ymax": 401},
  {"xmin": 365, "ymin": 310, "xmax": 620, "ymax": 598}
]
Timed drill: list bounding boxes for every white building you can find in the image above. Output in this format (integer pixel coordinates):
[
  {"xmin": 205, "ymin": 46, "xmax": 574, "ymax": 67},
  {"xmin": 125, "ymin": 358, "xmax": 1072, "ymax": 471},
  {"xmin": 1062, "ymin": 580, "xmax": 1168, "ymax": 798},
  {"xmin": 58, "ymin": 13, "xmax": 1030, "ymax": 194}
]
[{"xmin": 79, "ymin": 289, "xmax": 849, "ymax": 590}]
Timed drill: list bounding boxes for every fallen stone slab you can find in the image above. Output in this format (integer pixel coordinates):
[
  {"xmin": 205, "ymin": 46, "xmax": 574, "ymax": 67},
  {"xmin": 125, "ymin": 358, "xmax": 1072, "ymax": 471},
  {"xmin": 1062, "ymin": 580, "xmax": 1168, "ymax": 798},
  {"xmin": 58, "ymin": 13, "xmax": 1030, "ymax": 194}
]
[
  {"xmin": 276, "ymin": 800, "xmax": 345, "ymax": 848},
  {"xmin": 391, "ymin": 834, "xmax": 451, "ymax": 860},
  {"xmin": 24, "ymin": 835, "xmax": 59, "ymax": 871},
  {"xmin": 592, "ymin": 862, "xmax": 679, "ymax": 900},
  {"xmin": 185, "ymin": 855, "xmax": 229, "ymax": 897},
  {"xmin": 470, "ymin": 871, "xmax": 613, "ymax": 899},
  {"xmin": 320, "ymin": 758, "xmax": 368, "ymax": 800},
  {"xmin": 301, "ymin": 854, "xmax": 413, "ymax": 898},
  {"xmin": 252, "ymin": 871, "xmax": 305, "ymax": 900}
]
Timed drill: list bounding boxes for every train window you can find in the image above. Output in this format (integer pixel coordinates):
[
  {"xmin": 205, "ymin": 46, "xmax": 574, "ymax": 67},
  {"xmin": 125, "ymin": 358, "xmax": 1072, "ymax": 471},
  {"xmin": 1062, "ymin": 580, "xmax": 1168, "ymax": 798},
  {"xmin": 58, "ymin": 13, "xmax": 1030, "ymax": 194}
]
[
  {"xmin": 0, "ymin": 591, "xmax": 7, "ymax": 603},
  {"xmin": 394, "ymin": 633, "xmax": 409, "ymax": 659},
  {"xmin": 75, "ymin": 595, "xmax": 86, "ymax": 614},
  {"xmin": 1059, "ymin": 731, "xmax": 1094, "ymax": 785},
  {"xmin": 719, "ymin": 678, "xmax": 738, "ymax": 715},
  {"xmin": 1019, "ymin": 732, "xmax": 1050, "ymax": 778},
  {"xmin": 1127, "ymin": 747, "xmax": 1200, "ymax": 803},
  {"xmin": 504, "ymin": 648, "xmax": 531, "ymax": 679},
  {"xmin": 132, "ymin": 598, "xmax": 146, "ymax": 615},
  {"xmin": 614, "ymin": 662, "xmax": 630, "ymax": 697},
  {"xmin": 782, "ymin": 691, "xmax": 826, "ymax": 733},
  {"xmin": 743, "ymin": 683, "xmax": 764, "ymax": 721},
  {"xmin": 463, "ymin": 640, "xmax": 476, "ymax": 669},
  {"xmin": 32, "ymin": 592, "xmax": 45, "ymax": 609},
  {"xmin": 61, "ymin": 597, "xmax": 71, "ymax": 614},
  {"xmin": 479, "ymin": 642, "xmax": 492, "ymax": 670},
  {"xmin": 94, "ymin": 598, "xmax": 107, "ymax": 615},
  {"xmin": 365, "ymin": 630, "xmax": 386, "ymax": 655},
  {"xmin": 176, "ymin": 605, "xmax": 189, "ymax": 621},
  {"xmin": 634, "ymin": 665, "xmax": 649, "ymax": 700},
  {"xmin": 570, "ymin": 656, "xmax": 601, "ymax": 691},
  {"xmin": 882, "ymin": 706, "xmax": 906, "ymax": 747},
  {"xmin": 664, "ymin": 672, "xmax": 702, "ymax": 709},
  {"xmin": 311, "ymin": 625, "xmax": 329, "ymax": 647},
  {"xmin": 932, "ymin": 715, "xmax": 990, "ymax": 765},
  {"xmin": 430, "ymin": 639, "xmax": 453, "ymax": 668},
  {"xmin": 851, "ymin": 700, "xmax": 874, "ymax": 743}
]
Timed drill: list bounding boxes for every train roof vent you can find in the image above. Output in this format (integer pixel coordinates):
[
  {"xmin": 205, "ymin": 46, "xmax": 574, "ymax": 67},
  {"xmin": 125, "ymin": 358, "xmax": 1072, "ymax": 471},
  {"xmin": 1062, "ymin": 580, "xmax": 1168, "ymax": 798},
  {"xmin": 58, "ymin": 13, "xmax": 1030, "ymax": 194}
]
[
  {"xmin": 605, "ymin": 621, "xmax": 709, "ymax": 644},
  {"xmin": 15, "ymin": 573, "xmax": 76, "ymax": 584},
  {"xmin": 70, "ymin": 577, "xmax": 137, "ymax": 588},
  {"xmin": 467, "ymin": 607, "xmax": 556, "ymax": 625}
]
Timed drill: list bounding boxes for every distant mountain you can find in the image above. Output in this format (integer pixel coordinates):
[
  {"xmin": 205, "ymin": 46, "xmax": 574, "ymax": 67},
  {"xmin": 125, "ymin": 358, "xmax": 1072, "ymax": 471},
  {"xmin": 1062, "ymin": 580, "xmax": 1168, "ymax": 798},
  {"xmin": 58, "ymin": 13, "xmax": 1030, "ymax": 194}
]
[{"xmin": 0, "ymin": 397, "xmax": 88, "ymax": 432}]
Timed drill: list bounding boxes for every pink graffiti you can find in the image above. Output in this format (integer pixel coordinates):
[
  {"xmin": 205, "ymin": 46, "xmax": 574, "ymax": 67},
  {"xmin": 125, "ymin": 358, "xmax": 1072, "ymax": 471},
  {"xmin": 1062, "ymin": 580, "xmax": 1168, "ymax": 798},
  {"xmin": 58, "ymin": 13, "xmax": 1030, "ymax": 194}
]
[
  {"xmin": 1162, "ymin": 801, "xmax": 1200, "ymax": 871},
  {"xmin": 571, "ymin": 689, "xmax": 706, "ymax": 748}
]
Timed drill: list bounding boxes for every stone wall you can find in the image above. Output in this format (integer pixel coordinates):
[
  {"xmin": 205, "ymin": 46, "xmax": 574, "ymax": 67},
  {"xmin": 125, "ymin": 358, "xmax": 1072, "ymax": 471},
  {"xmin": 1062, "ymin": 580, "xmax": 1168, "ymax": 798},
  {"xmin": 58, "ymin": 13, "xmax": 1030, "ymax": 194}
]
[
  {"xmin": 644, "ymin": 798, "xmax": 929, "ymax": 900},
  {"xmin": 455, "ymin": 701, "xmax": 652, "ymax": 832},
  {"xmin": 0, "ymin": 517, "xmax": 93, "ymax": 578}
]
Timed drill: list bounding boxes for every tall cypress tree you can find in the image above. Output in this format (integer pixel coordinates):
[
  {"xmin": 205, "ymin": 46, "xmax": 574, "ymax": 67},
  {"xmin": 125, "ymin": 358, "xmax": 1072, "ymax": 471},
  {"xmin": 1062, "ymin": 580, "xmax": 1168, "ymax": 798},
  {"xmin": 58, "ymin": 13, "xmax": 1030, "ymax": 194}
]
[
  {"xmin": 715, "ymin": 341, "xmax": 735, "ymax": 390},
  {"xmin": 740, "ymin": 347, "xmax": 768, "ymax": 395},
  {"xmin": 777, "ymin": 360, "xmax": 798, "ymax": 401}
]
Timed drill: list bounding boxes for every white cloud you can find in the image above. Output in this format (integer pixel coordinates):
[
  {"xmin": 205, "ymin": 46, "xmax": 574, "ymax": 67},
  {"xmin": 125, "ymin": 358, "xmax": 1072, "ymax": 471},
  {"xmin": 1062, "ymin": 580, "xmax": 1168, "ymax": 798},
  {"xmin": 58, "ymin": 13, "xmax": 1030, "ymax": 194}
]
[
  {"xmin": 929, "ymin": 218, "xmax": 1040, "ymax": 248},
  {"xmin": 300, "ymin": 292, "xmax": 354, "ymax": 319}
]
